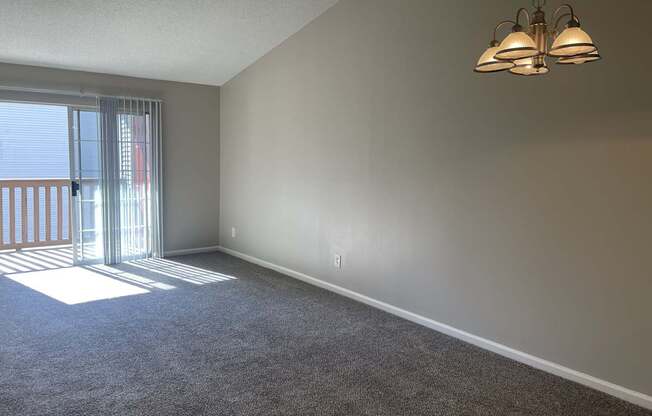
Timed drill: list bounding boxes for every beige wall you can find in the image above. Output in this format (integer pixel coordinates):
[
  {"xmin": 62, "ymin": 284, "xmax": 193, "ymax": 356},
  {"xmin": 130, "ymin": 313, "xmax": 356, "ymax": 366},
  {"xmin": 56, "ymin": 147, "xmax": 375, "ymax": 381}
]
[
  {"xmin": 0, "ymin": 62, "xmax": 220, "ymax": 252},
  {"xmin": 220, "ymin": 0, "xmax": 652, "ymax": 397}
]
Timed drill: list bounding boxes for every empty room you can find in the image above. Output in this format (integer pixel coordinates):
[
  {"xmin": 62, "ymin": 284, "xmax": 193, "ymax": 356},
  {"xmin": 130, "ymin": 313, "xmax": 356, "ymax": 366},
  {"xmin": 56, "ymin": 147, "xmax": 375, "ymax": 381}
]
[{"xmin": 1, "ymin": 0, "xmax": 650, "ymax": 415}]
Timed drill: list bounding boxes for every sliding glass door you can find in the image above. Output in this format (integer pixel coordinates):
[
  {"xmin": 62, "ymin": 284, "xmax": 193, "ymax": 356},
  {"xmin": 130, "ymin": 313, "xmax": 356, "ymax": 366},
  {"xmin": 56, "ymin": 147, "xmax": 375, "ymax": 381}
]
[
  {"xmin": 69, "ymin": 108, "xmax": 104, "ymax": 265},
  {"xmin": 69, "ymin": 98, "xmax": 162, "ymax": 265},
  {"xmin": 115, "ymin": 108, "xmax": 153, "ymax": 261}
]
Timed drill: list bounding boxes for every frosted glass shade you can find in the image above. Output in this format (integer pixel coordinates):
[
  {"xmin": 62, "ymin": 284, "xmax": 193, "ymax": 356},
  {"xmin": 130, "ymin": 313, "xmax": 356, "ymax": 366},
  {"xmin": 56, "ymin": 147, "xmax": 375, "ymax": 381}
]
[
  {"xmin": 474, "ymin": 46, "xmax": 515, "ymax": 73},
  {"xmin": 557, "ymin": 50, "xmax": 601, "ymax": 65},
  {"xmin": 549, "ymin": 27, "xmax": 597, "ymax": 57},
  {"xmin": 494, "ymin": 32, "xmax": 540, "ymax": 60},
  {"xmin": 509, "ymin": 57, "xmax": 549, "ymax": 76}
]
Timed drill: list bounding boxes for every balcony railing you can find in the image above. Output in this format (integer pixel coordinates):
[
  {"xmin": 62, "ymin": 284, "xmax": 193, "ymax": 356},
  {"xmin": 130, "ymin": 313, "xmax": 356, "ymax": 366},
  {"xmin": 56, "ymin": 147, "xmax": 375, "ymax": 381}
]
[{"xmin": 0, "ymin": 179, "xmax": 71, "ymax": 250}]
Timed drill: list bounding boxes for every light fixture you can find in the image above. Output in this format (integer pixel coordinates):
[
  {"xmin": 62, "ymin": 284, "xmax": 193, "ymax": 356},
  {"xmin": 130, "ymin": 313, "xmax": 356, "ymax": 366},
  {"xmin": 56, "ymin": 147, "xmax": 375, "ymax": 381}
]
[
  {"xmin": 494, "ymin": 30, "xmax": 540, "ymax": 61},
  {"xmin": 474, "ymin": 1, "xmax": 600, "ymax": 77},
  {"xmin": 510, "ymin": 56, "xmax": 549, "ymax": 76},
  {"xmin": 556, "ymin": 50, "xmax": 601, "ymax": 65},
  {"xmin": 548, "ymin": 26, "xmax": 596, "ymax": 57},
  {"xmin": 474, "ymin": 23, "xmax": 516, "ymax": 73},
  {"xmin": 475, "ymin": 43, "xmax": 515, "ymax": 73}
]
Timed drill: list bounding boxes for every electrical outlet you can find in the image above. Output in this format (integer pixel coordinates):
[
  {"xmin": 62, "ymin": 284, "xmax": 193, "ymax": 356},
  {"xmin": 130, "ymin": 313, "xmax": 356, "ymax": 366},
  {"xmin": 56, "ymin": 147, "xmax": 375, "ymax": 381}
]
[
  {"xmin": 334, "ymin": 254, "xmax": 342, "ymax": 269},
  {"xmin": 231, "ymin": 227, "xmax": 237, "ymax": 238}
]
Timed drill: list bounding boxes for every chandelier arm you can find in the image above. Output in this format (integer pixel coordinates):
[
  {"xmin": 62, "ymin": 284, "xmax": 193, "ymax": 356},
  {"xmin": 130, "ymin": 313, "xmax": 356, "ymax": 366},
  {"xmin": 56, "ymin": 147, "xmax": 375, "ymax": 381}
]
[
  {"xmin": 493, "ymin": 20, "xmax": 517, "ymax": 42},
  {"xmin": 515, "ymin": 8, "xmax": 531, "ymax": 28},
  {"xmin": 553, "ymin": 4, "xmax": 576, "ymax": 23},
  {"xmin": 552, "ymin": 13, "xmax": 581, "ymax": 33}
]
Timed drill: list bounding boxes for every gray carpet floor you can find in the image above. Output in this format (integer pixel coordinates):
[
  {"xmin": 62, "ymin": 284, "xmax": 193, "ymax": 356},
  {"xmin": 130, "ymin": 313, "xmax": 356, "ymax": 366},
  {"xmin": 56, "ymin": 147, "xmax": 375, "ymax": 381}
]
[{"xmin": 1, "ymin": 251, "xmax": 650, "ymax": 416}]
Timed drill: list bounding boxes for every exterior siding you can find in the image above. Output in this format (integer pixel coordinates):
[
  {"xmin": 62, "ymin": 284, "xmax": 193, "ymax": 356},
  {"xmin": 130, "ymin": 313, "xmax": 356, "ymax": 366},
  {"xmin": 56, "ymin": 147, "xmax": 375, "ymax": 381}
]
[{"xmin": 0, "ymin": 101, "xmax": 70, "ymax": 179}]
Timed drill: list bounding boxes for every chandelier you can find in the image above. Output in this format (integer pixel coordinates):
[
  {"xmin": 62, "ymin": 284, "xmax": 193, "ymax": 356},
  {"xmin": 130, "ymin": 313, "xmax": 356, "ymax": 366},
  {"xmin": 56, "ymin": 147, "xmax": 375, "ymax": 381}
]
[{"xmin": 474, "ymin": 1, "xmax": 600, "ymax": 76}]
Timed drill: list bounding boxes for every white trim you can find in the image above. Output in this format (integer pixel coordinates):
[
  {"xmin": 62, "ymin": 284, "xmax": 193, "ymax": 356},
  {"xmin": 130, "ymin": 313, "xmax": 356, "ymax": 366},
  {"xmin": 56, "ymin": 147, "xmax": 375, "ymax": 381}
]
[
  {"xmin": 217, "ymin": 246, "xmax": 652, "ymax": 411},
  {"xmin": 164, "ymin": 245, "xmax": 220, "ymax": 257}
]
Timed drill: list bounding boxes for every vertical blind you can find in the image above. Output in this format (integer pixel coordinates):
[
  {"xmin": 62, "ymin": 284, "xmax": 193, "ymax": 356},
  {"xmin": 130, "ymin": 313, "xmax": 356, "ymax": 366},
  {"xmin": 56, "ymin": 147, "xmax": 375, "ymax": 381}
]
[{"xmin": 98, "ymin": 97, "xmax": 163, "ymax": 264}]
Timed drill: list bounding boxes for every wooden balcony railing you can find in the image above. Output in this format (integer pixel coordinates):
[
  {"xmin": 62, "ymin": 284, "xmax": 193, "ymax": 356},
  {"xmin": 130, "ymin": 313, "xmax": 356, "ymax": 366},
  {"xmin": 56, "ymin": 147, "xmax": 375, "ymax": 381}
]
[{"xmin": 0, "ymin": 179, "xmax": 72, "ymax": 250}]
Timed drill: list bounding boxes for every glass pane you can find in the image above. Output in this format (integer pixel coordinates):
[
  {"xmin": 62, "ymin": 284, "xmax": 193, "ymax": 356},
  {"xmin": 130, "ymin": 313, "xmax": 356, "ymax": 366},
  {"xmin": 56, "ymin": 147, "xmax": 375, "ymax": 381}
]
[
  {"xmin": 61, "ymin": 186, "xmax": 70, "ymax": 241},
  {"xmin": 1, "ymin": 188, "xmax": 8, "ymax": 244},
  {"xmin": 15, "ymin": 188, "xmax": 22, "ymax": 244},
  {"xmin": 38, "ymin": 187, "xmax": 46, "ymax": 242},
  {"xmin": 72, "ymin": 109, "xmax": 104, "ymax": 265},
  {"xmin": 118, "ymin": 114, "xmax": 147, "ymax": 143},
  {"xmin": 79, "ymin": 111, "xmax": 98, "ymax": 141},
  {"xmin": 80, "ymin": 141, "xmax": 100, "ymax": 171},
  {"xmin": 116, "ymin": 111, "xmax": 153, "ymax": 260},
  {"xmin": 26, "ymin": 187, "xmax": 34, "ymax": 243},
  {"xmin": 0, "ymin": 102, "xmax": 69, "ymax": 180},
  {"xmin": 49, "ymin": 187, "xmax": 57, "ymax": 241}
]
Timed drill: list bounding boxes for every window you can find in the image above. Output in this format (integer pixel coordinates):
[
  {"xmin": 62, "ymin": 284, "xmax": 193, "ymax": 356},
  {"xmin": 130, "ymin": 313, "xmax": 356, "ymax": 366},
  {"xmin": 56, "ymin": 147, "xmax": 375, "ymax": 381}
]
[{"xmin": 0, "ymin": 101, "xmax": 69, "ymax": 180}]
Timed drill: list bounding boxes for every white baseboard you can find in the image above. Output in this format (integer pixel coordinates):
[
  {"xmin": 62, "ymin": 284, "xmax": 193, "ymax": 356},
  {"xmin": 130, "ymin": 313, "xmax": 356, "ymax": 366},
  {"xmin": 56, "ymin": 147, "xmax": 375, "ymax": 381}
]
[
  {"xmin": 164, "ymin": 245, "xmax": 220, "ymax": 257},
  {"xmin": 217, "ymin": 245, "xmax": 652, "ymax": 410}
]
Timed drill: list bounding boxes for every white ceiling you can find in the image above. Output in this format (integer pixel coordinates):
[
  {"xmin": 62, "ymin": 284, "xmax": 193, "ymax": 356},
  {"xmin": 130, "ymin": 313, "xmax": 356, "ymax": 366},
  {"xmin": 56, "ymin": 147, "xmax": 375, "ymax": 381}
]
[{"xmin": 0, "ymin": 0, "xmax": 338, "ymax": 86}]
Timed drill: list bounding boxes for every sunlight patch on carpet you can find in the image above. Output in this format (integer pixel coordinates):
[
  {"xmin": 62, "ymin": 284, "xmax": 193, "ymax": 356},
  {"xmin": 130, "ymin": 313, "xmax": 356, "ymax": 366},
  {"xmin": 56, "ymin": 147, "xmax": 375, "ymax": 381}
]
[{"xmin": 5, "ymin": 267, "xmax": 149, "ymax": 305}]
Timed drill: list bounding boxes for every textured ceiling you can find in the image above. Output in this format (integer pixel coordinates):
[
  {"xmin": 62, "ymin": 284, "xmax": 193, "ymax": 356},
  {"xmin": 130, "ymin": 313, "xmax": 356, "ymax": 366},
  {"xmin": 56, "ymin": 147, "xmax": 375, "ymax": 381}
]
[{"xmin": 0, "ymin": 0, "xmax": 338, "ymax": 86}]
